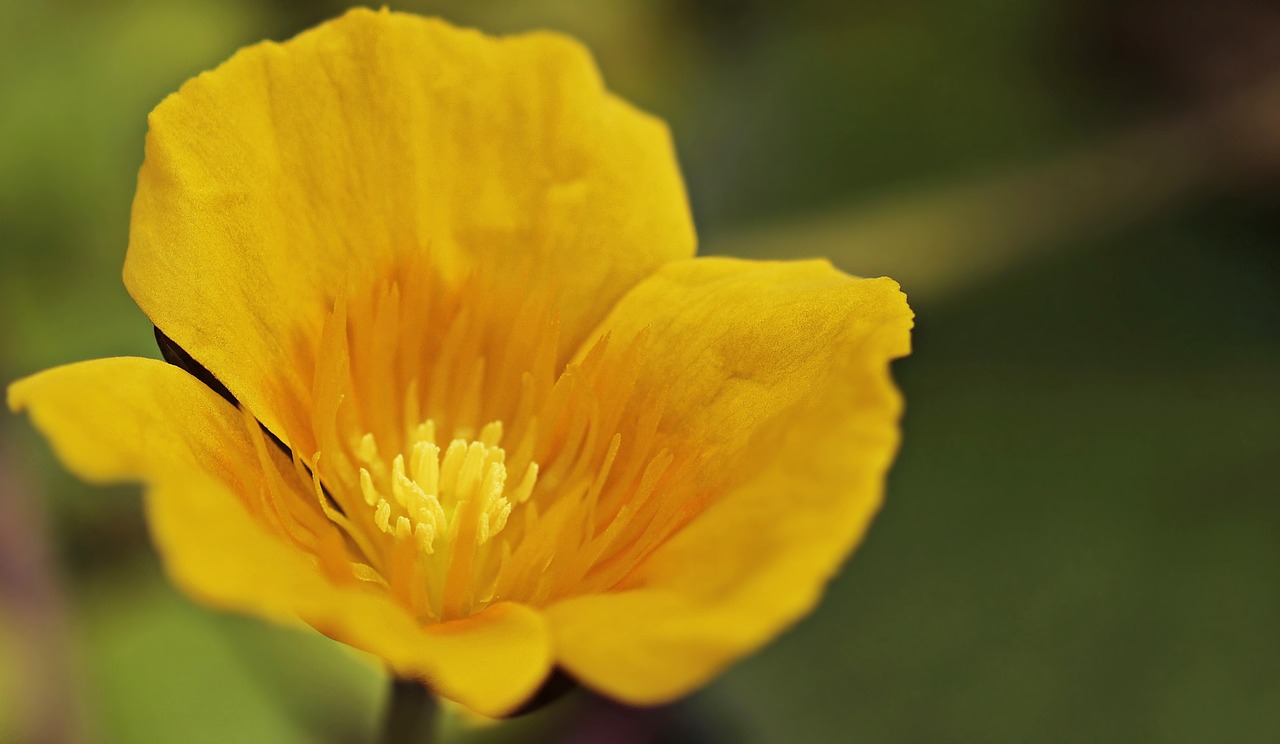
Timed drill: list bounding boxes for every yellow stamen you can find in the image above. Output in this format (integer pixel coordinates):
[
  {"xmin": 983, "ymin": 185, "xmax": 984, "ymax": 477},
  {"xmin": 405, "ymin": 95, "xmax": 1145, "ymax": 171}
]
[
  {"xmin": 374, "ymin": 499, "xmax": 392, "ymax": 532},
  {"xmin": 357, "ymin": 432, "xmax": 378, "ymax": 464},
  {"xmin": 297, "ymin": 262, "xmax": 672, "ymax": 623},
  {"xmin": 352, "ymin": 417, "xmax": 537, "ymax": 621}
]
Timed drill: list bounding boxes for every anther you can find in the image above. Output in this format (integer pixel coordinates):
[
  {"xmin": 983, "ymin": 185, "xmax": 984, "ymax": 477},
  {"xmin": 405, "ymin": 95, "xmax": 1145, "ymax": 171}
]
[
  {"xmin": 360, "ymin": 468, "xmax": 379, "ymax": 506},
  {"xmin": 357, "ymin": 432, "xmax": 379, "ymax": 464}
]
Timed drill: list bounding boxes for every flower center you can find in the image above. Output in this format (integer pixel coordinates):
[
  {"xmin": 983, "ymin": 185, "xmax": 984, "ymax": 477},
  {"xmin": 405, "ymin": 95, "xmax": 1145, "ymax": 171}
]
[
  {"xmin": 347, "ymin": 419, "xmax": 538, "ymax": 620},
  {"xmin": 260, "ymin": 257, "xmax": 694, "ymax": 625}
]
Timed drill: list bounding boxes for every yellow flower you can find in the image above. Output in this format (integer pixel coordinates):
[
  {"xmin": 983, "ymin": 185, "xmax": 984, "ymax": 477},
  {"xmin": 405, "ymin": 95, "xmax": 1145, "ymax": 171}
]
[{"xmin": 8, "ymin": 8, "xmax": 912, "ymax": 717}]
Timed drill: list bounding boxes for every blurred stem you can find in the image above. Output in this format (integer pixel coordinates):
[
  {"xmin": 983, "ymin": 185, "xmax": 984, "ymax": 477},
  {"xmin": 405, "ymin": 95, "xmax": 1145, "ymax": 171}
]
[
  {"xmin": 712, "ymin": 66, "xmax": 1280, "ymax": 302},
  {"xmin": 379, "ymin": 678, "xmax": 437, "ymax": 744},
  {"xmin": 712, "ymin": 120, "xmax": 1213, "ymax": 302}
]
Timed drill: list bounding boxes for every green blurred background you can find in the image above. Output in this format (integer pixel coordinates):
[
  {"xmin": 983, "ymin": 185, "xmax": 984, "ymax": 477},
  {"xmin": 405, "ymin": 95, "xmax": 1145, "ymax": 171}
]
[{"xmin": 3, "ymin": 1, "xmax": 1279, "ymax": 742}]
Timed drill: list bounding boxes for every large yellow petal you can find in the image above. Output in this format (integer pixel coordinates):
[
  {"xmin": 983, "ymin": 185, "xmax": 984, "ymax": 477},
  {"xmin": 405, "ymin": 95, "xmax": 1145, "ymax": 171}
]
[
  {"xmin": 547, "ymin": 257, "xmax": 913, "ymax": 703},
  {"xmin": 125, "ymin": 8, "xmax": 695, "ymax": 448},
  {"xmin": 8, "ymin": 358, "xmax": 552, "ymax": 716}
]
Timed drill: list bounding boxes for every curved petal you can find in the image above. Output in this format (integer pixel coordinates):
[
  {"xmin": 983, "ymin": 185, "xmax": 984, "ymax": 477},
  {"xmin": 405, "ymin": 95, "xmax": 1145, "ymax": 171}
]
[
  {"xmin": 8, "ymin": 358, "xmax": 552, "ymax": 716},
  {"xmin": 125, "ymin": 8, "xmax": 695, "ymax": 447},
  {"xmin": 548, "ymin": 257, "xmax": 913, "ymax": 703}
]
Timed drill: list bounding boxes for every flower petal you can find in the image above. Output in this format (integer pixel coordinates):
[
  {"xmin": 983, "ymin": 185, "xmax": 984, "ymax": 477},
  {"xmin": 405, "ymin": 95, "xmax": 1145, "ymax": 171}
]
[
  {"xmin": 8, "ymin": 358, "xmax": 258, "ymax": 488},
  {"xmin": 125, "ymin": 8, "xmax": 695, "ymax": 448},
  {"xmin": 547, "ymin": 257, "xmax": 913, "ymax": 703},
  {"xmin": 8, "ymin": 358, "xmax": 552, "ymax": 716}
]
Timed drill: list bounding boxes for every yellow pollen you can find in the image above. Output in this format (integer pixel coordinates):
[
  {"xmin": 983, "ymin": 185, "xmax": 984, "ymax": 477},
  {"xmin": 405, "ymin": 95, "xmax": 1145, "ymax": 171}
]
[
  {"xmin": 352, "ymin": 419, "xmax": 538, "ymax": 619},
  {"xmin": 414, "ymin": 523, "xmax": 435, "ymax": 555},
  {"xmin": 374, "ymin": 499, "xmax": 391, "ymax": 532},
  {"xmin": 360, "ymin": 468, "xmax": 379, "ymax": 506},
  {"xmin": 357, "ymin": 432, "xmax": 379, "ymax": 463}
]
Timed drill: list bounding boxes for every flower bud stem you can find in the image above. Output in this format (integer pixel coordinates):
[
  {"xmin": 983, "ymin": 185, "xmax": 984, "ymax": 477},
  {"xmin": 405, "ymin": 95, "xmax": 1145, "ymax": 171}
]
[{"xmin": 379, "ymin": 677, "xmax": 437, "ymax": 744}]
